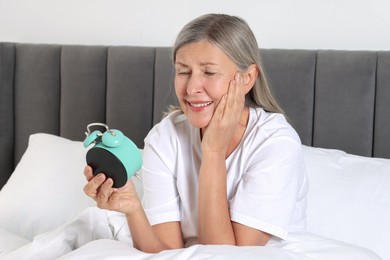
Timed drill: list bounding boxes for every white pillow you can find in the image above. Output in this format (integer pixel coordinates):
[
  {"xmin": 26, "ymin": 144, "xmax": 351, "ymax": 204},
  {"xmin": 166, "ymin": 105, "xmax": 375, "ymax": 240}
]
[
  {"xmin": 0, "ymin": 133, "xmax": 95, "ymax": 240},
  {"xmin": 0, "ymin": 228, "xmax": 30, "ymax": 254},
  {"xmin": 303, "ymin": 145, "xmax": 390, "ymax": 260}
]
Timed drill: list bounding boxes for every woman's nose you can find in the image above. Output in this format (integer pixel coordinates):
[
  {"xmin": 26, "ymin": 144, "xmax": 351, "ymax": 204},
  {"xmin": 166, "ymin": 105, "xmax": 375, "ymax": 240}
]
[{"xmin": 186, "ymin": 74, "xmax": 204, "ymax": 95}]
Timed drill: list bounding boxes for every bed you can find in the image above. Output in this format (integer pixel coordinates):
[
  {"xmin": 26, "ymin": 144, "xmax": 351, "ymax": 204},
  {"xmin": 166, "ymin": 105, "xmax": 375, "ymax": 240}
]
[{"xmin": 0, "ymin": 42, "xmax": 389, "ymax": 259}]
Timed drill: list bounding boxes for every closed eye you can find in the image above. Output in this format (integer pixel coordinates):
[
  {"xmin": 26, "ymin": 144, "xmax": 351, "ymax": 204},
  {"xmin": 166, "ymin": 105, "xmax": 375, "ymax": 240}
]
[
  {"xmin": 204, "ymin": 71, "xmax": 216, "ymax": 76},
  {"xmin": 178, "ymin": 71, "xmax": 191, "ymax": 76}
]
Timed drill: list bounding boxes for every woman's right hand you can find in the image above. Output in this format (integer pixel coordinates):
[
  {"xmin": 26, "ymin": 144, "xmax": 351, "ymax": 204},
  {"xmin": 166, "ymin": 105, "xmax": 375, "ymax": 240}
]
[{"xmin": 83, "ymin": 165, "xmax": 142, "ymax": 215}]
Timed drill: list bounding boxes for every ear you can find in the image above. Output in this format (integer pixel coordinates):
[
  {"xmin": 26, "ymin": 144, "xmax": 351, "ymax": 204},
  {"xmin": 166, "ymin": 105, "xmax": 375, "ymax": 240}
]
[{"xmin": 242, "ymin": 64, "xmax": 259, "ymax": 94}]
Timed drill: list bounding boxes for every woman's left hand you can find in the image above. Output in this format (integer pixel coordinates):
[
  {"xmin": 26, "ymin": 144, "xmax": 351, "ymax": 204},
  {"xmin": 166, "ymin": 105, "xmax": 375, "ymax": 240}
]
[
  {"xmin": 201, "ymin": 73, "xmax": 246, "ymax": 156},
  {"xmin": 197, "ymin": 73, "xmax": 246, "ymax": 245}
]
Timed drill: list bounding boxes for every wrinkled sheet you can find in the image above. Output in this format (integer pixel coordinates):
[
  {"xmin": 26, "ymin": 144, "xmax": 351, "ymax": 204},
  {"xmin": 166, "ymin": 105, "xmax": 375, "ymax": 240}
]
[{"xmin": 0, "ymin": 207, "xmax": 381, "ymax": 260}]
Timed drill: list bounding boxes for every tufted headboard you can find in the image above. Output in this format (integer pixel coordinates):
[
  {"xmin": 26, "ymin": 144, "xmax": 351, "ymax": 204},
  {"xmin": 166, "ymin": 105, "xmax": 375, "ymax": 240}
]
[{"xmin": 0, "ymin": 42, "xmax": 389, "ymax": 188}]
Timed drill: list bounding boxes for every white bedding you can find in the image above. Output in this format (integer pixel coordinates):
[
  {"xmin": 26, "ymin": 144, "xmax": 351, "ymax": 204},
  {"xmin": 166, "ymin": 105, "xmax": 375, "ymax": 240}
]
[
  {"xmin": 0, "ymin": 207, "xmax": 381, "ymax": 260},
  {"xmin": 0, "ymin": 134, "xmax": 388, "ymax": 259}
]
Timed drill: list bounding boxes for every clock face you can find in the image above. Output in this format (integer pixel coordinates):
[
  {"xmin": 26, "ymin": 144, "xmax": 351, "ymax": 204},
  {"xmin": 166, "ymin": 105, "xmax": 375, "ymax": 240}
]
[{"xmin": 86, "ymin": 147, "xmax": 128, "ymax": 188}]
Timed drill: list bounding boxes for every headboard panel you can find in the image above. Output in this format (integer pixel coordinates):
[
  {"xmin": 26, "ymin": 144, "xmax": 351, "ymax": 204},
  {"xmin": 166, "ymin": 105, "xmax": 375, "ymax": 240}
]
[
  {"xmin": 376, "ymin": 52, "xmax": 390, "ymax": 158},
  {"xmin": 60, "ymin": 45, "xmax": 107, "ymax": 141},
  {"xmin": 0, "ymin": 43, "xmax": 15, "ymax": 186},
  {"xmin": 260, "ymin": 49, "xmax": 316, "ymax": 146},
  {"xmin": 314, "ymin": 51, "xmax": 377, "ymax": 157},
  {"xmin": 1, "ymin": 42, "xmax": 389, "ymax": 188},
  {"xmin": 153, "ymin": 47, "xmax": 177, "ymax": 125},
  {"xmin": 14, "ymin": 44, "xmax": 62, "ymax": 161},
  {"xmin": 104, "ymin": 46, "xmax": 155, "ymax": 147}
]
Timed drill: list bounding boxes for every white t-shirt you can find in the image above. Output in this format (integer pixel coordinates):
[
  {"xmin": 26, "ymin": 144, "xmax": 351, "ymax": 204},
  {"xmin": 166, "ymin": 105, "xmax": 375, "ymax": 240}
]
[{"xmin": 141, "ymin": 108, "xmax": 308, "ymax": 244}]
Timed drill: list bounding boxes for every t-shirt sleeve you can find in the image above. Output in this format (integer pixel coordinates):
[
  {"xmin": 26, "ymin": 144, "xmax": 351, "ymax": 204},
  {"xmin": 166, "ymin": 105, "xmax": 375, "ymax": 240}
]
[
  {"xmin": 229, "ymin": 136, "xmax": 306, "ymax": 239},
  {"xmin": 141, "ymin": 122, "xmax": 181, "ymax": 226}
]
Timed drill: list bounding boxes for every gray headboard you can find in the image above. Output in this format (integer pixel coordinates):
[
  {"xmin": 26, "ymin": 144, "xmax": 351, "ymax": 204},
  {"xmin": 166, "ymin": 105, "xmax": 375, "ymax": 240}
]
[{"xmin": 1, "ymin": 42, "xmax": 389, "ymax": 188}]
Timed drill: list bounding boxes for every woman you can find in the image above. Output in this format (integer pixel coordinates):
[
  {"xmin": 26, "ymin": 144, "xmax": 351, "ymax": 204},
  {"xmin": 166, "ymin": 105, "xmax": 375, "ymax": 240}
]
[{"xmin": 84, "ymin": 13, "xmax": 308, "ymax": 253}]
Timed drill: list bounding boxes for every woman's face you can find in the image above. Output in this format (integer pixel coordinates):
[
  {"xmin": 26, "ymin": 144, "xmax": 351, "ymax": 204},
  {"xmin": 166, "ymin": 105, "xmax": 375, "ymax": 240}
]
[{"xmin": 174, "ymin": 40, "xmax": 239, "ymax": 129}]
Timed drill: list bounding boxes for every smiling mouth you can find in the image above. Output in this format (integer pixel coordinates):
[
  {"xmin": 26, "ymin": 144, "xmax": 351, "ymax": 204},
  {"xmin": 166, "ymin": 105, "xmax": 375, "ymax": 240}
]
[{"xmin": 188, "ymin": 101, "xmax": 213, "ymax": 108}]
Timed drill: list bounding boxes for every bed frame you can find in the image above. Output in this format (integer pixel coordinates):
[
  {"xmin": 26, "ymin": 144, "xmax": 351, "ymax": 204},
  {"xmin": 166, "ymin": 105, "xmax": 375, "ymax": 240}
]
[{"xmin": 1, "ymin": 42, "xmax": 389, "ymax": 188}]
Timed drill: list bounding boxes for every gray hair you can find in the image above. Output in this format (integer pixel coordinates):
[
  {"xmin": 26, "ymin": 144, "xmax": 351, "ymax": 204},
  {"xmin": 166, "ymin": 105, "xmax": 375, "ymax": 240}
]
[{"xmin": 172, "ymin": 13, "xmax": 284, "ymax": 114}]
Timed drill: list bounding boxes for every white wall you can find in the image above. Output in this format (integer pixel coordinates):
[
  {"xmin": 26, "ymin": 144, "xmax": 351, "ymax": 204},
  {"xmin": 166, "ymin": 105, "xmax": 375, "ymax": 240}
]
[{"xmin": 0, "ymin": 0, "xmax": 389, "ymax": 50}]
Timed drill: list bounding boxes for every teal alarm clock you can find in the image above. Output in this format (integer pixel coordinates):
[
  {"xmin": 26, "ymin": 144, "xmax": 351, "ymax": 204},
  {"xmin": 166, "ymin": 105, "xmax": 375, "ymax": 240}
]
[{"xmin": 83, "ymin": 123, "xmax": 142, "ymax": 188}]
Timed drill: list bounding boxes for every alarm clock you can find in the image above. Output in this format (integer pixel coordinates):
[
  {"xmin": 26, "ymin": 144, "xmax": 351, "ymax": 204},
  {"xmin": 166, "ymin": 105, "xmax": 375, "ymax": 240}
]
[{"xmin": 83, "ymin": 123, "xmax": 142, "ymax": 188}]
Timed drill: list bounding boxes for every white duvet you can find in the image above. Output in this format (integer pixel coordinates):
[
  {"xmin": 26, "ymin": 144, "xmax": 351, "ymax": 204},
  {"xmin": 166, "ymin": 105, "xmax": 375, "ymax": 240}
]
[
  {"xmin": 0, "ymin": 207, "xmax": 380, "ymax": 260},
  {"xmin": 1, "ymin": 134, "xmax": 388, "ymax": 259}
]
